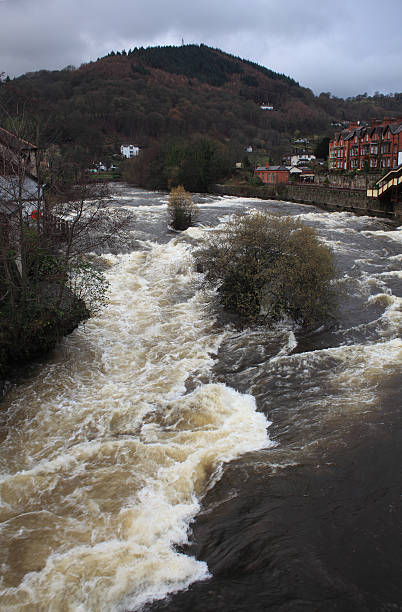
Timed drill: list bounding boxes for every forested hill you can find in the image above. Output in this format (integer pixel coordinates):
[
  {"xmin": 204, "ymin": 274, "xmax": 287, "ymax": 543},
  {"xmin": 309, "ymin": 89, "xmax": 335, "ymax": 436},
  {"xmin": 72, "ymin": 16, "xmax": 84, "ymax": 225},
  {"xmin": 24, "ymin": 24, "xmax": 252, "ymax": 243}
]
[{"xmin": 1, "ymin": 43, "xmax": 402, "ymax": 164}]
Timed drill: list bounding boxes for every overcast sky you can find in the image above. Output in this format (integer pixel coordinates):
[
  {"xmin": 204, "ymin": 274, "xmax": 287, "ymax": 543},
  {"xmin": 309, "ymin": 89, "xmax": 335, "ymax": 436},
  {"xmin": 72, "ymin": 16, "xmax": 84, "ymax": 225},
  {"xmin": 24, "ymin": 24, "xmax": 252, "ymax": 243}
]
[{"xmin": 0, "ymin": 0, "xmax": 401, "ymax": 98}]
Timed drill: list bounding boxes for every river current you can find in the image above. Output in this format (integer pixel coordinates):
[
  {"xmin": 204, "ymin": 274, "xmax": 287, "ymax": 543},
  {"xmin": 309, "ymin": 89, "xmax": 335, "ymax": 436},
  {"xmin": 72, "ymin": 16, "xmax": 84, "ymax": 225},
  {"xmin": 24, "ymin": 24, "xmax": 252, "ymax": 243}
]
[{"xmin": 0, "ymin": 186, "xmax": 401, "ymax": 611}]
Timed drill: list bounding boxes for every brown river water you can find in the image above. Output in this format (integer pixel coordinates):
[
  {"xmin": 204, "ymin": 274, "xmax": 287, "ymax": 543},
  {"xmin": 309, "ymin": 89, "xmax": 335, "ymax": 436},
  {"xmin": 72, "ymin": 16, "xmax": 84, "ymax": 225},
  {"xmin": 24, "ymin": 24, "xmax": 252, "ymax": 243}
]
[{"xmin": 0, "ymin": 186, "xmax": 401, "ymax": 611}]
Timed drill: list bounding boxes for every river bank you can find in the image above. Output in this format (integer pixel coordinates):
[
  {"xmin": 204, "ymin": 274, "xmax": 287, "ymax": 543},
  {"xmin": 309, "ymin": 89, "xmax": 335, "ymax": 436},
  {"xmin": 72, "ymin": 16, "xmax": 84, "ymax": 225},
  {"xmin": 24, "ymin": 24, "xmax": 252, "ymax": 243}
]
[
  {"xmin": 214, "ymin": 182, "xmax": 402, "ymax": 222},
  {"xmin": 0, "ymin": 290, "xmax": 88, "ymax": 399}
]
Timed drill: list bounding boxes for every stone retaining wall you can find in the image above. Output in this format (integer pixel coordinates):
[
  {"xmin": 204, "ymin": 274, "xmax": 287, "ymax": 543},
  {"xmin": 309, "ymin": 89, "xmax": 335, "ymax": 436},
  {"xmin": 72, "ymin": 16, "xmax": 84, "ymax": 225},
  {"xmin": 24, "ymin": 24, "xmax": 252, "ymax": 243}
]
[
  {"xmin": 314, "ymin": 173, "xmax": 381, "ymax": 190},
  {"xmin": 214, "ymin": 184, "xmax": 401, "ymax": 221}
]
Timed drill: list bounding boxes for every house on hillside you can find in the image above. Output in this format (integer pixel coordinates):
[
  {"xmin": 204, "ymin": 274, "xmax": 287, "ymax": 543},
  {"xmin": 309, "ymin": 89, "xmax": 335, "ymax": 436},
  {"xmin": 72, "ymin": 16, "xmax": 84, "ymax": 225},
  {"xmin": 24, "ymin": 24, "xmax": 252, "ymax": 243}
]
[
  {"xmin": 329, "ymin": 117, "xmax": 402, "ymax": 171},
  {"xmin": 254, "ymin": 164, "xmax": 289, "ymax": 184},
  {"xmin": 0, "ymin": 126, "xmax": 41, "ymax": 218},
  {"xmin": 0, "ymin": 126, "xmax": 39, "ymax": 179},
  {"xmin": 260, "ymin": 103, "xmax": 274, "ymax": 111},
  {"xmin": 0, "ymin": 127, "xmax": 44, "ymax": 275},
  {"xmin": 293, "ymin": 153, "xmax": 316, "ymax": 166},
  {"xmin": 120, "ymin": 144, "xmax": 140, "ymax": 158},
  {"xmin": 283, "ymin": 153, "xmax": 316, "ymax": 166}
]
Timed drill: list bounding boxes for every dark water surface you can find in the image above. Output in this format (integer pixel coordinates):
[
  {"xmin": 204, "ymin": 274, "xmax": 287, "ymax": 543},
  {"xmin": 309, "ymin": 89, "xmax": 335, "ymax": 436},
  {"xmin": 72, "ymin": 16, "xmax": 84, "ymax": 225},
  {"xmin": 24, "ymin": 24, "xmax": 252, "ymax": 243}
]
[
  {"xmin": 0, "ymin": 185, "xmax": 401, "ymax": 611},
  {"xmin": 133, "ymin": 188, "xmax": 401, "ymax": 612}
]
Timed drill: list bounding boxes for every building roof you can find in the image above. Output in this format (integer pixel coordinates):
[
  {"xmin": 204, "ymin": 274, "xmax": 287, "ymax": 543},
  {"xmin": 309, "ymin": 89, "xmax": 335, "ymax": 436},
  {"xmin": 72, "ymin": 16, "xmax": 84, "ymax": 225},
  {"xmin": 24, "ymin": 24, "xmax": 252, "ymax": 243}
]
[
  {"xmin": 256, "ymin": 165, "xmax": 289, "ymax": 172},
  {"xmin": 0, "ymin": 126, "xmax": 37, "ymax": 152},
  {"xmin": 333, "ymin": 119, "xmax": 402, "ymax": 143}
]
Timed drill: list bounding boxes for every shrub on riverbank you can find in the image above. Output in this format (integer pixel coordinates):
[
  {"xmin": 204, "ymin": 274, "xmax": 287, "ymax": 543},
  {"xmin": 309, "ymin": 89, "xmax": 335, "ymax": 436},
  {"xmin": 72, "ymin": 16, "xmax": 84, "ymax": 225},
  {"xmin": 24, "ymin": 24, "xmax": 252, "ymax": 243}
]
[
  {"xmin": 0, "ymin": 130, "xmax": 128, "ymax": 395},
  {"xmin": 0, "ymin": 293, "xmax": 88, "ymax": 393},
  {"xmin": 196, "ymin": 211, "xmax": 337, "ymax": 329}
]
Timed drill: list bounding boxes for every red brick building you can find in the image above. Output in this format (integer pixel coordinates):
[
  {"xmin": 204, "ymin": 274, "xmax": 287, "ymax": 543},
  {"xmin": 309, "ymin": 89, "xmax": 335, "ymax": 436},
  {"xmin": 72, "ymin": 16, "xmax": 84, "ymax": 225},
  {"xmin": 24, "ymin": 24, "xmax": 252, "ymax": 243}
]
[
  {"xmin": 254, "ymin": 164, "xmax": 289, "ymax": 184},
  {"xmin": 329, "ymin": 117, "xmax": 402, "ymax": 171}
]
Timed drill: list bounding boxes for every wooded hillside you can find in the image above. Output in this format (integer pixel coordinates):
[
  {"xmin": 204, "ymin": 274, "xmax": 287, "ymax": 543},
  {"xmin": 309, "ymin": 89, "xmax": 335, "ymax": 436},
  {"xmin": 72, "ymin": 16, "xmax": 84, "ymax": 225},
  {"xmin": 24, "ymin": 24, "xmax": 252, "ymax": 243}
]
[{"xmin": 1, "ymin": 44, "xmax": 401, "ymax": 165}]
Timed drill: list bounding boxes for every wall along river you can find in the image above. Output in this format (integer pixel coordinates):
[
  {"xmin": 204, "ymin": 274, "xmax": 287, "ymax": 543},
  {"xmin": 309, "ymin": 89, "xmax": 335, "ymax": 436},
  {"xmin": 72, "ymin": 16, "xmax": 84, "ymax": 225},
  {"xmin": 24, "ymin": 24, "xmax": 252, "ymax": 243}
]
[{"xmin": 0, "ymin": 185, "xmax": 401, "ymax": 611}]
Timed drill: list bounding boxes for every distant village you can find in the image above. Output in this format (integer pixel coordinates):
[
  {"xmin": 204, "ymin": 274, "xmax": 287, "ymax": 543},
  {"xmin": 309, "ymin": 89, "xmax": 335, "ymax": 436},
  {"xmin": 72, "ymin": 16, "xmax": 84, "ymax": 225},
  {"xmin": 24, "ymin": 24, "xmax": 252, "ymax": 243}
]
[
  {"xmin": 79, "ymin": 115, "xmax": 402, "ymax": 195},
  {"xmin": 253, "ymin": 116, "xmax": 402, "ymax": 187},
  {"xmin": 1, "ymin": 114, "xmax": 402, "ymax": 225}
]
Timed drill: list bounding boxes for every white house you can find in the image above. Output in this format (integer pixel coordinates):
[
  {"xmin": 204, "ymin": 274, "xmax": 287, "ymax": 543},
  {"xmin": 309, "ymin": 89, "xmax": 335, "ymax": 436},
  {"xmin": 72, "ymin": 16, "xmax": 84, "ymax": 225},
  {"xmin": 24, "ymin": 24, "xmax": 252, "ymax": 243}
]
[
  {"xmin": 289, "ymin": 166, "xmax": 302, "ymax": 176},
  {"xmin": 0, "ymin": 175, "xmax": 41, "ymax": 218},
  {"xmin": 120, "ymin": 144, "xmax": 140, "ymax": 158},
  {"xmin": 260, "ymin": 103, "xmax": 274, "ymax": 111},
  {"xmin": 290, "ymin": 153, "xmax": 316, "ymax": 166}
]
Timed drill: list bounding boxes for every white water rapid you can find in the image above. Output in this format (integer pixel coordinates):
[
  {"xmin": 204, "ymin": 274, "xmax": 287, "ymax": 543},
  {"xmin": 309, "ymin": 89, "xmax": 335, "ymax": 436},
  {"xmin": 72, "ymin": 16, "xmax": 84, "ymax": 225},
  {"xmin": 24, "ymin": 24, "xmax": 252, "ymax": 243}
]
[{"xmin": 0, "ymin": 236, "xmax": 272, "ymax": 611}]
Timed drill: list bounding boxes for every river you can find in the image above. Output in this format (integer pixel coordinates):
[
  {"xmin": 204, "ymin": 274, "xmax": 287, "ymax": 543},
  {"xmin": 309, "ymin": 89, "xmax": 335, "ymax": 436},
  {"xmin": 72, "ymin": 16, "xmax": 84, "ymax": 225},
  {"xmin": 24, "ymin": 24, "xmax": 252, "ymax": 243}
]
[{"xmin": 0, "ymin": 185, "xmax": 401, "ymax": 611}]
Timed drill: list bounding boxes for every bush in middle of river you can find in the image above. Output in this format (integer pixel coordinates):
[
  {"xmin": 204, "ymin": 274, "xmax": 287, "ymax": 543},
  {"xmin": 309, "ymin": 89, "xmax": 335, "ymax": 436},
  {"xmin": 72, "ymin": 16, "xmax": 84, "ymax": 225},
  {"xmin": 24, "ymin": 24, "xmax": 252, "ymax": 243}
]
[{"xmin": 196, "ymin": 210, "xmax": 338, "ymax": 330}]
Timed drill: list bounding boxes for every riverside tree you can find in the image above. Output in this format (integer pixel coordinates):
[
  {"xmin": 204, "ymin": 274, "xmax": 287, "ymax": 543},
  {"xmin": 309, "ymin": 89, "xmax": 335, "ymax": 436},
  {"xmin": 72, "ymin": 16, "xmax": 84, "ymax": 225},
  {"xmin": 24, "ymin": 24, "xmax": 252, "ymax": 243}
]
[
  {"xmin": 122, "ymin": 137, "xmax": 234, "ymax": 193},
  {"xmin": 196, "ymin": 211, "xmax": 337, "ymax": 329},
  {"xmin": 167, "ymin": 185, "xmax": 198, "ymax": 230},
  {"xmin": 0, "ymin": 118, "xmax": 132, "ymax": 382}
]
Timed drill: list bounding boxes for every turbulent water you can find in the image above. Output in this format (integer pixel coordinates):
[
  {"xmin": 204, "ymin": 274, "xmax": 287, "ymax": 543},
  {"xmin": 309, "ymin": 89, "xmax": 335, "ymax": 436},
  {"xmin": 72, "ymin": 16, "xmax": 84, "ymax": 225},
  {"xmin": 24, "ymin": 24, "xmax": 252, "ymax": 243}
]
[{"xmin": 0, "ymin": 186, "xmax": 401, "ymax": 612}]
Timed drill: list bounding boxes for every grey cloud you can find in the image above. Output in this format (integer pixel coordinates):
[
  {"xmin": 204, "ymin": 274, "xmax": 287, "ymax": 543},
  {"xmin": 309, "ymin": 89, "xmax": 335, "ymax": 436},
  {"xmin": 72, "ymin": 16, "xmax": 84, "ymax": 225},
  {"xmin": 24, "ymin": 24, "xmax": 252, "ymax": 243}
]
[{"xmin": 0, "ymin": 0, "xmax": 401, "ymax": 97}]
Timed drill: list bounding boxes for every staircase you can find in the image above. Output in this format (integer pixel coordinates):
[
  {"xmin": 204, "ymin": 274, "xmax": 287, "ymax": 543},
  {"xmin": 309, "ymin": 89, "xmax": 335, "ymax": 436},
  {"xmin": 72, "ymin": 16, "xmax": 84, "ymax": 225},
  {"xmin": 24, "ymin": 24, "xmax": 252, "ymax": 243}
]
[{"xmin": 367, "ymin": 166, "xmax": 402, "ymax": 201}]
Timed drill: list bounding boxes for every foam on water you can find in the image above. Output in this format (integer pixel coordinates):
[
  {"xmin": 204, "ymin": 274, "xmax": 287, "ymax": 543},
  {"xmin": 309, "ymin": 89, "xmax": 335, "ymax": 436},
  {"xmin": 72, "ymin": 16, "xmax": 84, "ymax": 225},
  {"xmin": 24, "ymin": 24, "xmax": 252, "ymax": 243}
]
[{"xmin": 0, "ymin": 238, "xmax": 271, "ymax": 611}]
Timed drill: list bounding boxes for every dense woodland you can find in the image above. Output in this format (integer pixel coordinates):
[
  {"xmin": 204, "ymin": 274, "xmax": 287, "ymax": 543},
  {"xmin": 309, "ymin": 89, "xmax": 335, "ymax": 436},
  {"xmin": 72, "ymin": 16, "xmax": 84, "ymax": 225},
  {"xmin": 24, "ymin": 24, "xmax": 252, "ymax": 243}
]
[{"xmin": 1, "ymin": 44, "xmax": 402, "ymax": 170}]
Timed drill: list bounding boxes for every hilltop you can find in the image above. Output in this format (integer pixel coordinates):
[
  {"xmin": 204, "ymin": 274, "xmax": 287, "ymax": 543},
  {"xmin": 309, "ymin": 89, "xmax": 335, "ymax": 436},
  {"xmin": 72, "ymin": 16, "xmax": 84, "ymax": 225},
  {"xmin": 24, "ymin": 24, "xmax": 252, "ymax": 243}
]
[{"xmin": 1, "ymin": 44, "xmax": 402, "ymax": 164}]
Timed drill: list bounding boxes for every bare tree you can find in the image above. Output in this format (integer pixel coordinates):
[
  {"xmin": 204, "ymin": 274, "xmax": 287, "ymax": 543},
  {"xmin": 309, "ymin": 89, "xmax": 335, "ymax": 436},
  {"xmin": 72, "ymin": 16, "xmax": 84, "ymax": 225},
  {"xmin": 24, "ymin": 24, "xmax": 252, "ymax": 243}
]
[
  {"xmin": 0, "ymin": 116, "xmax": 133, "ymax": 381},
  {"xmin": 46, "ymin": 177, "xmax": 133, "ymax": 309},
  {"xmin": 0, "ymin": 120, "xmax": 43, "ymax": 308}
]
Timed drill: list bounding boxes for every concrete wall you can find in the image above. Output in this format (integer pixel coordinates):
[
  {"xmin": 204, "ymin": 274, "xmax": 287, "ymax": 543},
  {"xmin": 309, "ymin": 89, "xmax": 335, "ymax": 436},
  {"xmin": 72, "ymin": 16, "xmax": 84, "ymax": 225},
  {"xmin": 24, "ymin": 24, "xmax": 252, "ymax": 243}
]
[{"xmin": 214, "ymin": 183, "xmax": 401, "ymax": 221}]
